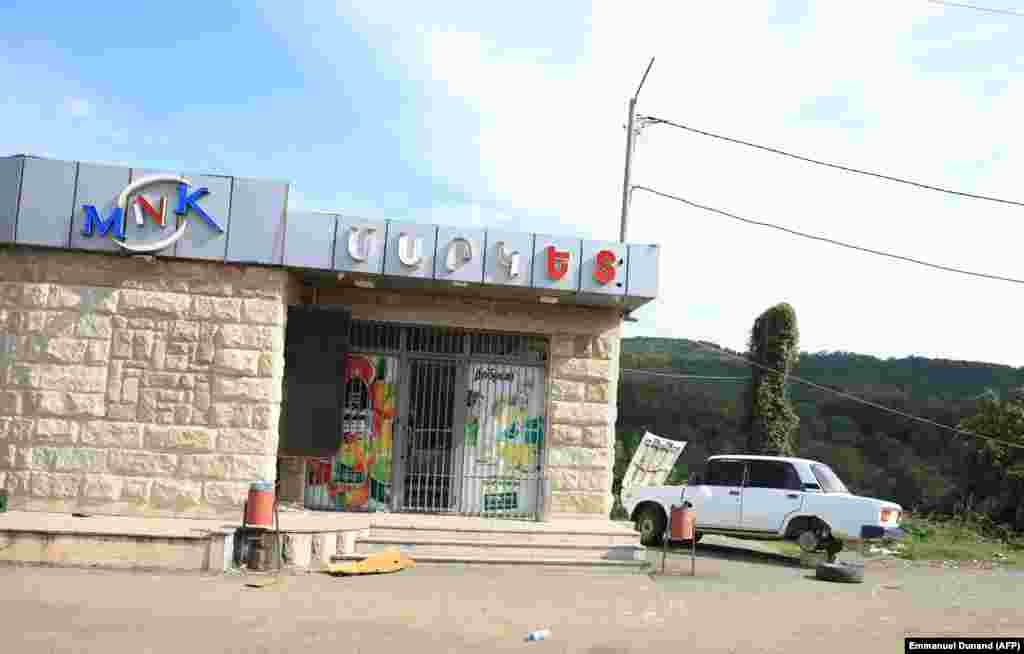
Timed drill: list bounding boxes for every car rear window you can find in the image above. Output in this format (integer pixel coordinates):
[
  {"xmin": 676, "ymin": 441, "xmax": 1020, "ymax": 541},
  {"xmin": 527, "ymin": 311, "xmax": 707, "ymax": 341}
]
[{"xmin": 745, "ymin": 460, "xmax": 801, "ymax": 490}]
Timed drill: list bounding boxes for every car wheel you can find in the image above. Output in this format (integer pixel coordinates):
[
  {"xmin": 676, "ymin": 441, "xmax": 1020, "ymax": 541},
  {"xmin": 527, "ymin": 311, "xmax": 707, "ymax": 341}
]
[
  {"xmin": 797, "ymin": 530, "xmax": 819, "ymax": 553},
  {"xmin": 815, "ymin": 561, "xmax": 864, "ymax": 584},
  {"xmin": 693, "ymin": 532, "xmax": 703, "ymax": 544},
  {"xmin": 636, "ymin": 506, "xmax": 665, "ymax": 547}
]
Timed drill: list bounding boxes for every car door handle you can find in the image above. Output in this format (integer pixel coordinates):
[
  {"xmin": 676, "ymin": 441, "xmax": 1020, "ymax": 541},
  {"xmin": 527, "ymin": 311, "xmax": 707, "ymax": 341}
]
[
  {"xmin": 729, "ymin": 490, "xmax": 740, "ymax": 496},
  {"xmin": 787, "ymin": 493, "xmax": 800, "ymax": 499}
]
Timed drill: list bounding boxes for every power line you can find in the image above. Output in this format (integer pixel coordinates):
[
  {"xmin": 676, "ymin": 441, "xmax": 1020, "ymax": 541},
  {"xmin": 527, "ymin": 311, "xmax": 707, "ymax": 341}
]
[
  {"xmin": 623, "ymin": 344, "xmax": 1024, "ymax": 451},
  {"xmin": 621, "ymin": 370, "xmax": 748, "ymax": 381},
  {"xmin": 632, "ymin": 185, "xmax": 1024, "ymax": 286},
  {"xmin": 637, "ymin": 116, "xmax": 1024, "ymax": 210},
  {"xmin": 928, "ymin": 0, "xmax": 1024, "ymax": 17}
]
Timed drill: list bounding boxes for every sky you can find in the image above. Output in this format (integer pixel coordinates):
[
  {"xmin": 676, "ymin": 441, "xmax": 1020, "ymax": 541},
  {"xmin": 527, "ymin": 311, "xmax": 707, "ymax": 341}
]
[{"xmin": 1, "ymin": 0, "xmax": 1022, "ymax": 367}]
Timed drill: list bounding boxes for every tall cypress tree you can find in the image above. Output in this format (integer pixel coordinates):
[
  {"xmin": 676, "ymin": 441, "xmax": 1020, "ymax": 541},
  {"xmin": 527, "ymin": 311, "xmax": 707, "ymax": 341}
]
[{"xmin": 744, "ymin": 303, "xmax": 800, "ymax": 455}]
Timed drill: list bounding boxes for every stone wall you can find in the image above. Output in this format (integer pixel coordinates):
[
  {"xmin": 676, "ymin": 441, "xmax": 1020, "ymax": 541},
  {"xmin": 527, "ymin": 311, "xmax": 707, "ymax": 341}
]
[
  {"xmin": 0, "ymin": 247, "xmax": 300, "ymax": 518},
  {"xmin": 315, "ymin": 287, "xmax": 623, "ymax": 518}
]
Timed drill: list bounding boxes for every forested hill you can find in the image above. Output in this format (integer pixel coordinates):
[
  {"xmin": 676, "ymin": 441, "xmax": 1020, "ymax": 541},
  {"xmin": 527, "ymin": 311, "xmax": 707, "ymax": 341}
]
[{"xmin": 616, "ymin": 337, "xmax": 1024, "ymax": 522}]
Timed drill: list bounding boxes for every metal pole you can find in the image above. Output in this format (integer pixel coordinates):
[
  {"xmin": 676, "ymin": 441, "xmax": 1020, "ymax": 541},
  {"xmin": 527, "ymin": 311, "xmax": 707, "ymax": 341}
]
[
  {"xmin": 619, "ymin": 57, "xmax": 654, "ymax": 244},
  {"xmin": 619, "ymin": 96, "xmax": 637, "ymax": 243}
]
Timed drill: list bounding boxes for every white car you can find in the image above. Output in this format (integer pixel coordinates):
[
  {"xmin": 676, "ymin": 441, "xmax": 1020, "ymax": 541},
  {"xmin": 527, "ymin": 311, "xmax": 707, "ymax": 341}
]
[{"xmin": 622, "ymin": 454, "xmax": 905, "ymax": 555}]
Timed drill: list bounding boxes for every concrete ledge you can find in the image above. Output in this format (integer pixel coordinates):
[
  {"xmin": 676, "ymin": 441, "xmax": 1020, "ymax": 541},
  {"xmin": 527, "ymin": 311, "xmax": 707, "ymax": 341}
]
[{"xmin": 333, "ymin": 553, "xmax": 650, "ymax": 569}]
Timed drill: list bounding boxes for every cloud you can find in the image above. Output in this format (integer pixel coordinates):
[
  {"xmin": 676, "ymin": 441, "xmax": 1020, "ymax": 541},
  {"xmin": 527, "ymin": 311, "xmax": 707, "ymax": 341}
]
[{"xmin": 65, "ymin": 96, "xmax": 93, "ymax": 119}]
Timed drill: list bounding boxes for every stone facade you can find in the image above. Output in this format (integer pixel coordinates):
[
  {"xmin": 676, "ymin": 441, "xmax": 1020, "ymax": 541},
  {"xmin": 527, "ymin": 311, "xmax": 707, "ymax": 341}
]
[
  {"xmin": 0, "ymin": 247, "xmax": 302, "ymax": 518},
  {"xmin": 315, "ymin": 287, "xmax": 624, "ymax": 519}
]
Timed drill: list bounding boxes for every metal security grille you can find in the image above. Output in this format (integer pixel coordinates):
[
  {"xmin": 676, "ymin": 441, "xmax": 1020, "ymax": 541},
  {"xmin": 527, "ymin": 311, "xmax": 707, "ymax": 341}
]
[
  {"xmin": 401, "ymin": 359, "xmax": 459, "ymax": 512},
  {"xmin": 302, "ymin": 320, "xmax": 548, "ymax": 519}
]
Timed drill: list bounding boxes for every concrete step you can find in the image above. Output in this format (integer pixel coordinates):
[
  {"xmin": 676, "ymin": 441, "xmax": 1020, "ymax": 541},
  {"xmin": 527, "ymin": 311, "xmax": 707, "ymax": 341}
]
[
  {"xmin": 352, "ymin": 538, "xmax": 647, "ymax": 565},
  {"xmin": 334, "ymin": 551, "xmax": 650, "ymax": 569},
  {"xmin": 367, "ymin": 526, "xmax": 640, "ymax": 548}
]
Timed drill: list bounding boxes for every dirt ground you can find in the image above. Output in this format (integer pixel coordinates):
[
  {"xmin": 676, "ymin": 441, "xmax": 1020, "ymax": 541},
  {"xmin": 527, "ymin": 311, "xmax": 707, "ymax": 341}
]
[{"xmin": 2, "ymin": 545, "xmax": 1021, "ymax": 654}]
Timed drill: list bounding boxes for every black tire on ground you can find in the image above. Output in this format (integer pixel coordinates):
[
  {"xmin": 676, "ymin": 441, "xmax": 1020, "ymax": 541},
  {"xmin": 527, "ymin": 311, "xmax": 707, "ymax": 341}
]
[
  {"xmin": 815, "ymin": 561, "xmax": 864, "ymax": 584},
  {"xmin": 636, "ymin": 506, "xmax": 665, "ymax": 547}
]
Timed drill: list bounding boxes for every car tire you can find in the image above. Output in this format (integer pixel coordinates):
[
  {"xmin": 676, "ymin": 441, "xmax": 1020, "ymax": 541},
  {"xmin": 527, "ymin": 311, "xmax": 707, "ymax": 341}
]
[
  {"xmin": 815, "ymin": 561, "xmax": 864, "ymax": 584},
  {"xmin": 636, "ymin": 506, "xmax": 665, "ymax": 547}
]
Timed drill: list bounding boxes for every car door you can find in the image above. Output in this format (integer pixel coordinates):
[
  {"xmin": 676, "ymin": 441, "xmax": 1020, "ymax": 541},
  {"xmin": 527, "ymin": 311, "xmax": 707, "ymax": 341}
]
[
  {"xmin": 740, "ymin": 460, "xmax": 804, "ymax": 533},
  {"xmin": 687, "ymin": 458, "xmax": 744, "ymax": 529}
]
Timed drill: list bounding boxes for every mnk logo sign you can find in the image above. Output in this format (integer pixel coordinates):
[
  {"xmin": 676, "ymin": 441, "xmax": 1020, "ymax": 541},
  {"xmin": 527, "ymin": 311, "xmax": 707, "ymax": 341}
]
[{"xmin": 81, "ymin": 174, "xmax": 224, "ymax": 253}]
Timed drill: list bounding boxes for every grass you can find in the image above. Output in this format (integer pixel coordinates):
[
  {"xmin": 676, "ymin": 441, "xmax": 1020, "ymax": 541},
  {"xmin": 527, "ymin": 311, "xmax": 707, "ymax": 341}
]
[{"xmin": 771, "ymin": 516, "xmax": 1023, "ymax": 566}]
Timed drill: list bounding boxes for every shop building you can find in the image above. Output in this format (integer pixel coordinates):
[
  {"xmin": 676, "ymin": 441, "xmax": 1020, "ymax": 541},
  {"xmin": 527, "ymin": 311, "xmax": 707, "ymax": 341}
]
[{"xmin": 0, "ymin": 155, "xmax": 658, "ymax": 522}]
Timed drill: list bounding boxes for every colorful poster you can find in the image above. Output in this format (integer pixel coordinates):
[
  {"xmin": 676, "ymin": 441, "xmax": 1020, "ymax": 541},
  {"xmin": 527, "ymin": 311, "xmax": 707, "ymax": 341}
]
[
  {"xmin": 463, "ymin": 364, "xmax": 545, "ymax": 514},
  {"xmin": 307, "ymin": 355, "xmax": 397, "ymax": 512},
  {"xmin": 622, "ymin": 431, "xmax": 687, "ymax": 489}
]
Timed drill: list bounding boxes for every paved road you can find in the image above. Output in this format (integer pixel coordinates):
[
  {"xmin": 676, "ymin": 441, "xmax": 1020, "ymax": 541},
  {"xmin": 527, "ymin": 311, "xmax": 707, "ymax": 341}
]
[{"xmin": 3, "ymin": 553, "xmax": 1021, "ymax": 653}]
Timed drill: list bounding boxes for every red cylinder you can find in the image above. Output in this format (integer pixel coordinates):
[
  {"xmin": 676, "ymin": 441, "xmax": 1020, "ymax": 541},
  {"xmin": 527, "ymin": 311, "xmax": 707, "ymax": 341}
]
[
  {"xmin": 245, "ymin": 481, "xmax": 275, "ymax": 528},
  {"xmin": 670, "ymin": 505, "xmax": 696, "ymax": 541}
]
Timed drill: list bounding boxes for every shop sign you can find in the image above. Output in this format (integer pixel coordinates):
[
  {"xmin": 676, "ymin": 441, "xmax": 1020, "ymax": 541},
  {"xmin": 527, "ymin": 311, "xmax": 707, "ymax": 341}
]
[{"xmin": 80, "ymin": 174, "xmax": 224, "ymax": 253}]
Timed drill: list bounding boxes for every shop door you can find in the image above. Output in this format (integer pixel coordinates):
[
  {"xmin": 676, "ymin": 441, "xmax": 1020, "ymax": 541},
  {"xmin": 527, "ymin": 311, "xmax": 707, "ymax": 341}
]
[
  {"xmin": 397, "ymin": 359, "xmax": 460, "ymax": 513},
  {"xmin": 457, "ymin": 363, "xmax": 545, "ymax": 518}
]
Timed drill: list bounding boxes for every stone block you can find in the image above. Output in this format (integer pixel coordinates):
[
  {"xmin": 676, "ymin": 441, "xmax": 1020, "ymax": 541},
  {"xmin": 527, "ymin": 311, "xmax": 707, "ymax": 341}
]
[
  {"xmin": 172, "ymin": 321, "xmax": 200, "ymax": 342},
  {"xmin": 122, "ymin": 378, "xmax": 139, "ymax": 403},
  {"xmin": 211, "ymin": 403, "xmax": 253, "ymax": 428},
  {"xmin": 47, "ymin": 286, "xmax": 119, "ymax": 313},
  {"xmin": 551, "ymin": 357, "xmax": 612, "ymax": 382},
  {"xmin": 5, "ymin": 470, "xmax": 30, "ymax": 494},
  {"xmin": 0, "ymin": 390, "xmax": 22, "ymax": 415},
  {"xmin": 593, "ymin": 333, "xmax": 614, "ymax": 360},
  {"xmin": 106, "ymin": 404, "xmax": 137, "ymax": 421},
  {"xmin": 174, "ymin": 405, "xmax": 192, "ymax": 424},
  {"xmin": 53, "ymin": 447, "xmax": 107, "ymax": 472},
  {"xmin": 27, "ymin": 391, "xmax": 105, "ymax": 418},
  {"xmin": 81, "ymin": 421, "xmax": 142, "ymax": 448},
  {"xmin": 214, "ymin": 349, "xmax": 260, "ymax": 376},
  {"xmin": 144, "ymin": 372, "xmax": 179, "ymax": 388},
  {"xmin": 0, "ymin": 418, "xmax": 34, "ymax": 441},
  {"xmin": 547, "ymin": 446, "xmax": 610, "ymax": 469},
  {"xmin": 77, "ymin": 314, "xmax": 112, "ymax": 339},
  {"xmin": 108, "ymin": 450, "xmax": 179, "ymax": 476},
  {"xmin": 151, "ymin": 479, "xmax": 202, "ymax": 510},
  {"xmin": 548, "ymin": 424, "xmax": 582, "ymax": 447},
  {"xmin": 550, "ymin": 379, "xmax": 584, "ymax": 402},
  {"xmin": 573, "ymin": 335, "xmax": 594, "ymax": 358},
  {"xmin": 119, "ymin": 290, "xmax": 192, "ymax": 318},
  {"xmin": 577, "ymin": 469, "xmax": 611, "ymax": 492},
  {"xmin": 203, "ymin": 481, "xmax": 249, "ymax": 507},
  {"xmin": 144, "ymin": 425, "xmax": 216, "ymax": 452},
  {"xmin": 218, "ymin": 429, "xmax": 275, "ymax": 455},
  {"xmin": 30, "ymin": 472, "xmax": 80, "ymax": 498},
  {"xmin": 112, "ymin": 331, "xmax": 133, "ymax": 358},
  {"xmin": 585, "ymin": 381, "xmax": 611, "ymax": 403},
  {"xmin": 179, "ymin": 454, "xmax": 274, "ymax": 480},
  {"xmin": 550, "ymin": 335, "xmax": 574, "ymax": 358},
  {"xmin": 242, "ymin": 299, "xmax": 283, "ymax": 326},
  {"xmin": 122, "ymin": 478, "xmax": 151, "ymax": 503},
  {"xmin": 8, "ymin": 363, "xmax": 107, "ymax": 393},
  {"xmin": 549, "ymin": 467, "xmax": 580, "ymax": 492},
  {"xmin": 152, "ymin": 339, "xmax": 166, "ymax": 369},
  {"xmin": 1, "ymin": 444, "xmax": 16, "ymax": 468},
  {"xmin": 157, "ymin": 389, "xmax": 184, "ymax": 403},
  {"xmin": 24, "ymin": 336, "xmax": 89, "ymax": 364},
  {"xmin": 133, "ymin": 331, "xmax": 155, "ymax": 360},
  {"xmin": 216, "ymin": 324, "xmax": 279, "ymax": 350},
  {"xmin": 550, "ymin": 492, "xmax": 607, "ymax": 515},
  {"xmin": 165, "ymin": 354, "xmax": 190, "ymax": 371},
  {"xmin": 35, "ymin": 418, "xmax": 79, "ymax": 444},
  {"xmin": 213, "ymin": 377, "xmax": 279, "ymax": 403},
  {"xmin": 582, "ymin": 425, "xmax": 611, "ymax": 449},
  {"xmin": 192, "ymin": 296, "xmax": 242, "ymax": 322},
  {"xmin": 21, "ymin": 283, "xmax": 51, "ymax": 308},
  {"xmin": 550, "ymin": 400, "xmax": 611, "ymax": 426},
  {"xmin": 251, "ymin": 405, "xmax": 279, "ymax": 430},
  {"xmin": 86, "ymin": 340, "xmax": 110, "ymax": 364},
  {"xmin": 81, "ymin": 474, "xmax": 123, "ymax": 501}
]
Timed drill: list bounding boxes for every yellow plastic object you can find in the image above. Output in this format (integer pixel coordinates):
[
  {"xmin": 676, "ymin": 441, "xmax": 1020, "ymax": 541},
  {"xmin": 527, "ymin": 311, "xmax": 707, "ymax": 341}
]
[{"xmin": 325, "ymin": 548, "xmax": 415, "ymax": 576}]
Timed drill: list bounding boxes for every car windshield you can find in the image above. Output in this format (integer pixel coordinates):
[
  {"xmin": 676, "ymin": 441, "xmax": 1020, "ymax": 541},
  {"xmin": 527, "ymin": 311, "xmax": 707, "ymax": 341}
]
[{"xmin": 810, "ymin": 464, "xmax": 848, "ymax": 493}]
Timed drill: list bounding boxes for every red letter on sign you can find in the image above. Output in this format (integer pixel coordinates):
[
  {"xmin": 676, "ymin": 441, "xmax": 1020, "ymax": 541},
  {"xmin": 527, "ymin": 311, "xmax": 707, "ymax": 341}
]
[
  {"xmin": 594, "ymin": 249, "xmax": 617, "ymax": 285},
  {"xmin": 546, "ymin": 246, "xmax": 570, "ymax": 280}
]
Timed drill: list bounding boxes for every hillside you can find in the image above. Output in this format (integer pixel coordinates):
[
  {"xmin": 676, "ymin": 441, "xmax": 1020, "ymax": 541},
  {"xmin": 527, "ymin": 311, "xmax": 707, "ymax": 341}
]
[{"xmin": 615, "ymin": 337, "xmax": 1024, "ymax": 527}]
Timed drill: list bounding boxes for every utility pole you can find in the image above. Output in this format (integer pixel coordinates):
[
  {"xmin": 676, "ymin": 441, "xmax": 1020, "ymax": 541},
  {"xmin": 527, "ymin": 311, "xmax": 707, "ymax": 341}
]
[{"xmin": 619, "ymin": 57, "xmax": 655, "ymax": 243}]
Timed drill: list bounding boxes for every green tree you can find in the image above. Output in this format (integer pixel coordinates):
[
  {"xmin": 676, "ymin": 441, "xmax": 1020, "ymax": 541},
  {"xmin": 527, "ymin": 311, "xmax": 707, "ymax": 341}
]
[
  {"xmin": 744, "ymin": 303, "xmax": 800, "ymax": 456},
  {"xmin": 956, "ymin": 388, "xmax": 1024, "ymax": 529}
]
